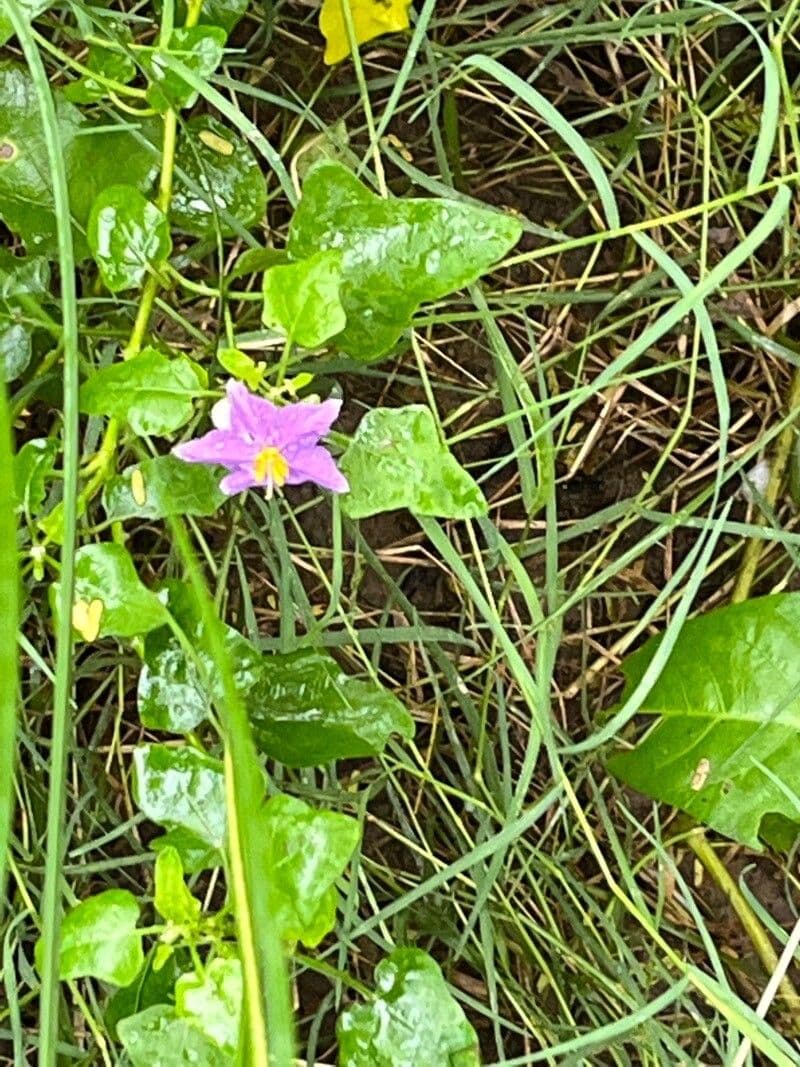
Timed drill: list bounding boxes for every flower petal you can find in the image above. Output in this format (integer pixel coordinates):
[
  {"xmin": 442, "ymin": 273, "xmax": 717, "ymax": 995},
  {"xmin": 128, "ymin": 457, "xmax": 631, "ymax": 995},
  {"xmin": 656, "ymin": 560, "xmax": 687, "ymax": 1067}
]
[
  {"xmin": 226, "ymin": 380, "xmax": 281, "ymax": 441},
  {"xmin": 285, "ymin": 445, "xmax": 349, "ymax": 492},
  {"xmin": 211, "ymin": 396, "xmax": 231, "ymax": 430},
  {"xmin": 219, "ymin": 467, "xmax": 259, "ymax": 495},
  {"xmin": 173, "ymin": 430, "xmax": 256, "ymax": 467},
  {"xmin": 275, "ymin": 398, "xmax": 342, "ymax": 445}
]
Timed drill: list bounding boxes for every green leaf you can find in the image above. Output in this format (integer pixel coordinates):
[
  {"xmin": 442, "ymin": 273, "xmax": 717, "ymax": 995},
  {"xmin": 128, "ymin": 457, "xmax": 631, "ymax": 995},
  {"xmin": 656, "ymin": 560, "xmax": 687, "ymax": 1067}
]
[
  {"xmin": 0, "ymin": 63, "xmax": 158, "ymax": 259},
  {"xmin": 607, "ymin": 593, "xmax": 800, "ymax": 848},
  {"xmin": 262, "ymin": 794, "xmax": 360, "ymax": 947},
  {"xmin": 340, "ymin": 406, "xmax": 487, "ymax": 519},
  {"xmin": 0, "ymin": 248, "xmax": 50, "ymax": 299},
  {"xmin": 152, "ymin": 828, "xmax": 222, "ymax": 874},
  {"xmin": 35, "ymin": 889, "xmax": 144, "ymax": 987},
  {"xmin": 249, "ymin": 648, "xmax": 414, "ymax": 766},
  {"xmin": 88, "ymin": 185, "xmax": 171, "ymax": 293},
  {"xmin": 67, "ymin": 123, "xmax": 160, "ymax": 260},
  {"xmin": 217, "ymin": 347, "xmax": 266, "ymax": 389},
  {"xmin": 175, "ymin": 958, "xmax": 242, "ymax": 1053},
  {"xmin": 337, "ymin": 949, "xmax": 480, "ymax": 1067},
  {"xmin": 63, "ymin": 39, "xmax": 137, "ymax": 104},
  {"xmin": 133, "ymin": 744, "xmax": 227, "ymax": 850},
  {"xmin": 14, "ymin": 437, "xmax": 57, "ymax": 514},
  {"xmin": 262, "ymin": 250, "xmax": 346, "ymax": 349},
  {"xmin": 0, "ymin": 0, "xmax": 52, "ymax": 48},
  {"xmin": 118, "ymin": 1005, "xmax": 227, "ymax": 1067},
  {"xmin": 154, "ymin": 846, "xmax": 201, "ymax": 927},
  {"xmin": 144, "ymin": 27, "xmax": 226, "ymax": 113},
  {"xmin": 54, "ymin": 542, "xmax": 168, "ymax": 642},
  {"xmin": 0, "ymin": 323, "xmax": 32, "ymax": 381},
  {"xmin": 0, "ymin": 62, "xmax": 81, "ymax": 255},
  {"xmin": 287, "ymin": 161, "xmax": 522, "ymax": 360},
  {"xmin": 172, "ymin": 116, "xmax": 266, "ymax": 237},
  {"xmin": 155, "ymin": 0, "xmax": 248, "ymax": 33},
  {"xmin": 103, "ymin": 455, "xmax": 226, "ymax": 522},
  {"xmin": 138, "ymin": 626, "xmax": 207, "ymax": 733},
  {"xmin": 105, "ymin": 950, "xmax": 182, "ymax": 1040},
  {"xmin": 80, "ymin": 348, "xmax": 204, "ymax": 436}
]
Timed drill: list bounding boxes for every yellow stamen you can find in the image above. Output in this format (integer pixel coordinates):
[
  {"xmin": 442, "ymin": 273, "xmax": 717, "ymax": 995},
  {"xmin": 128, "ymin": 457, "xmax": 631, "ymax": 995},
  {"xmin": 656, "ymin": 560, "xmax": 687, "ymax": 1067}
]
[{"xmin": 252, "ymin": 446, "xmax": 289, "ymax": 488}]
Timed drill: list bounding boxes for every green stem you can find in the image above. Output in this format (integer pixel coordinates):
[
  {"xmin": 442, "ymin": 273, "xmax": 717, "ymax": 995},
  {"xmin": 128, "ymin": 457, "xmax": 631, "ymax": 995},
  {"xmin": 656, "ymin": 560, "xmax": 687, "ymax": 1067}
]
[
  {"xmin": 0, "ymin": 380, "xmax": 19, "ymax": 914},
  {"xmin": 687, "ymin": 829, "xmax": 800, "ymax": 1021},
  {"xmin": 4, "ymin": 5, "xmax": 81, "ymax": 1065}
]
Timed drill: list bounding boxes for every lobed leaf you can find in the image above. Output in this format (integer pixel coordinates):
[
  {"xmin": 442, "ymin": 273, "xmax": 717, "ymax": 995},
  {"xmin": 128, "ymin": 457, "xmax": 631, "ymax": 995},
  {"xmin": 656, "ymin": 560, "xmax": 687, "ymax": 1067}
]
[
  {"xmin": 340, "ymin": 405, "xmax": 487, "ymax": 519},
  {"xmin": 287, "ymin": 161, "xmax": 522, "ymax": 360},
  {"xmin": 337, "ymin": 948, "xmax": 480, "ymax": 1066},
  {"xmin": 261, "ymin": 793, "xmax": 360, "ymax": 947}
]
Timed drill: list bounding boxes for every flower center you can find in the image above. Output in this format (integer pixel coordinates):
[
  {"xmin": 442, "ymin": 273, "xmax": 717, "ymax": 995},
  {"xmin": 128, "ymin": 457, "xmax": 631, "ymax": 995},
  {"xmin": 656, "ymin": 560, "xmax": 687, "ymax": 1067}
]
[{"xmin": 252, "ymin": 445, "xmax": 289, "ymax": 488}]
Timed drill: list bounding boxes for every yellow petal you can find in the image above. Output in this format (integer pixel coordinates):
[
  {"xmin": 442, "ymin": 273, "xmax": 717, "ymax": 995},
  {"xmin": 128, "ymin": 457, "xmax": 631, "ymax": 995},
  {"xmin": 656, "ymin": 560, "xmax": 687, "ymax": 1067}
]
[
  {"xmin": 320, "ymin": 0, "xmax": 412, "ymax": 66},
  {"xmin": 72, "ymin": 598, "xmax": 104, "ymax": 642}
]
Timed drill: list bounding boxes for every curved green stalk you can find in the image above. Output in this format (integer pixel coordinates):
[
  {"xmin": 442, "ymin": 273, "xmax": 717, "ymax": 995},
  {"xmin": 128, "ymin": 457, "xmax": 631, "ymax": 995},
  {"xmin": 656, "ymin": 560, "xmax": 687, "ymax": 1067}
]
[
  {"xmin": 3, "ymin": 4, "xmax": 80, "ymax": 1064},
  {"xmin": 0, "ymin": 382, "xmax": 19, "ymax": 912}
]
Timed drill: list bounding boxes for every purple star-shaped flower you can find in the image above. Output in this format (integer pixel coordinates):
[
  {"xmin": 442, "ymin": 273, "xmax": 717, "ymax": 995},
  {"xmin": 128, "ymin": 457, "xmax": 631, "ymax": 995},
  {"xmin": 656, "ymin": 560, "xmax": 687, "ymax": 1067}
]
[{"xmin": 173, "ymin": 380, "xmax": 349, "ymax": 497}]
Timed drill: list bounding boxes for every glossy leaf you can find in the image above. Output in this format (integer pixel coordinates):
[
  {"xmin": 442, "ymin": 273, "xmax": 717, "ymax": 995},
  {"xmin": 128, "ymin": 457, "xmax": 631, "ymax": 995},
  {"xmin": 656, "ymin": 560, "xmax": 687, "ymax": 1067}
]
[
  {"xmin": 118, "ymin": 1005, "xmax": 226, "ymax": 1067},
  {"xmin": 172, "ymin": 116, "xmax": 266, "ymax": 237},
  {"xmin": 0, "ymin": 248, "xmax": 46, "ymax": 375},
  {"xmin": 80, "ymin": 348, "xmax": 204, "ymax": 437},
  {"xmin": 88, "ymin": 185, "xmax": 171, "ymax": 293},
  {"xmin": 144, "ymin": 27, "xmax": 226, "ymax": 113},
  {"xmin": 133, "ymin": 744, "xmax": 227, "ymax": 851},
  {"xmin": 14, "ymin": 437, "xmax": 57, "ymax": 515},
  {"xmin": 0, "ymin": 63, "xmax": 158, "ymax": 258},
  {"xmin": 152, "ymin": 828, "xmax": 222, "ymax": 874},
  {"xmin": 287, "ymin": 161, "xmax": 522, "ymax": 360},
  {"xmin": 0, "ymin": 249, "xmax": 49, "ymax": 300},
  {"xmin": 249, "ymin": 647, "xmax": 414, "ymax": 766},
  {"xmin": 340, "ymin": 406, "xmax": 487, "ymax": 519},
  {"xmin": 104, "ymin": 455, "xmax": 226, "ymax": 522},
  {"xmin": 0, "ymin": 0, "xmax": 51, "ymax": 46},
  {"xmin": 35, "ymin": 890, "xmax": 144, "ymax": 987},
  {"xmin": 262, "ymin": 794, "xmax": 360, "ymax": 947},
  {"xmin": 54, "ymin": 543, "xmax": 168, "ymax": 642},
  {"xmin": 154, "ymin": 846, "xmax": 201, "ymax": 927},
  {"xmin": 68, "ymin": 123, "xmax": 160, "ymax": 260},
  {"xmin": 337, "ymin": 948, "xmax": 480, "ymax": 1067},
  {"xmin": 175, "ymin": 958, "xmax": 242, "ymax": 1053},
  {"xmin": 607, "ymin": 593, "xmax": 800, "ymax": 848},
  {"xmin": 320, "ymin": 0, "xmax": 412, "ymax": 65},
  {"xmin": 63, "ymin": 39, "xmax": 136, "ymax": 104},
  {"xmin": 138, "ymin": 626, "xmax": 207, "ymax": 733},
  {"xmin": 0, "ymin": 62, "xmax": 81, "ymax": 254},
  {"xmin": 0, "ymin": 324, "xmax": 31, "ymax": 381},
  {"xmin": 262, "ymin": 250, "xmax": 346, "ymax": 348}
]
